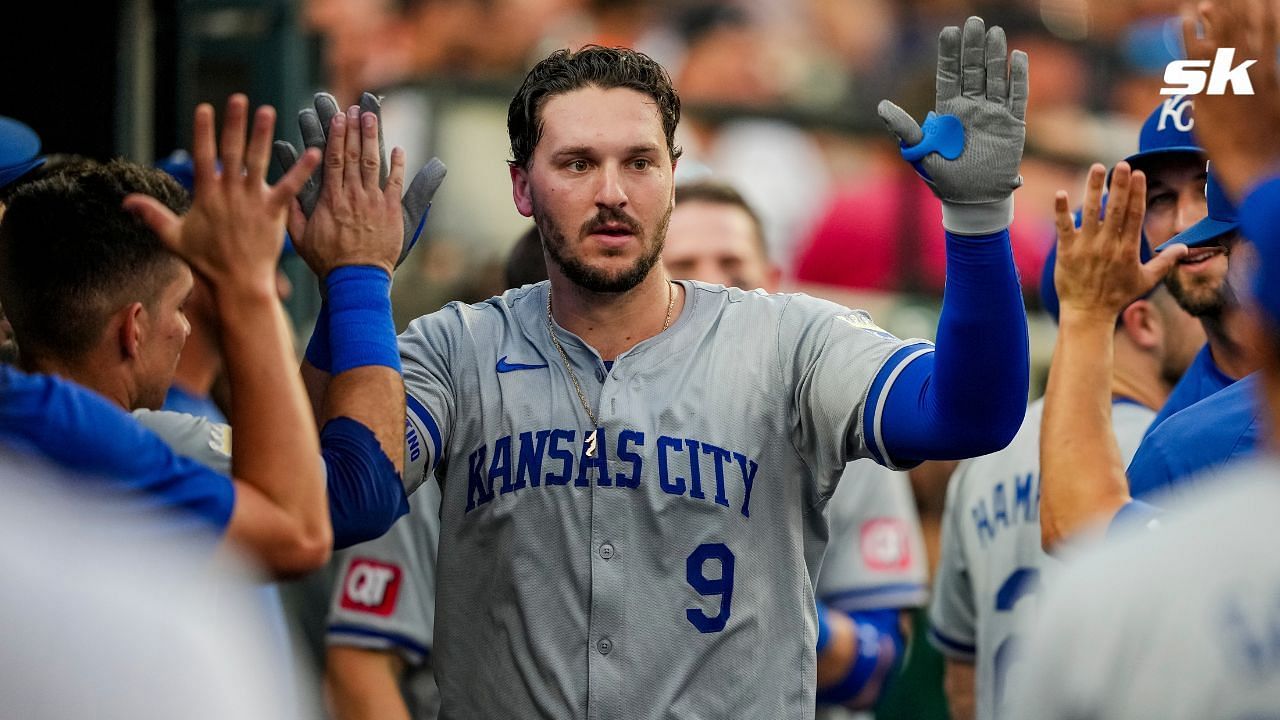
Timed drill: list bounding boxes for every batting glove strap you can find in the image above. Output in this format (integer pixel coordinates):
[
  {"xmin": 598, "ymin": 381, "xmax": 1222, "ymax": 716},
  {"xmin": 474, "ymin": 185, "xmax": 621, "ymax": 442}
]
[{"xmin": 941, "ymin": 196, "xmax": 1014, "ymax": 236}]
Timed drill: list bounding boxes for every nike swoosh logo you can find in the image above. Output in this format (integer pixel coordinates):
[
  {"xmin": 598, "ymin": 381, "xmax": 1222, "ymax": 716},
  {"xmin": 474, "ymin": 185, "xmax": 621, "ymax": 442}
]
[{"xmin": 496, "ymin": 356, "xmax": 549, "ymax": 373}]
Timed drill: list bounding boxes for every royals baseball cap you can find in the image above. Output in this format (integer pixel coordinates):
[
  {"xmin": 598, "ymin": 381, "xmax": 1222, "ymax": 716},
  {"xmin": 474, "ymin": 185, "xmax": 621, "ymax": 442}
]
[
  {"xmin": 1155, "ymin": 168, "xmax": 1238, "ymax": 251},
  {"xmin": 1040, "ymin": 199, "xmax": 1155, "ymax": 323},
  {"xmin": 1123, "ymin": 95, "xmax": 1205, "ymax": 172},
  {"xmin": 0, "ymin": 116, "xmax": 45, "ymax": 189}
]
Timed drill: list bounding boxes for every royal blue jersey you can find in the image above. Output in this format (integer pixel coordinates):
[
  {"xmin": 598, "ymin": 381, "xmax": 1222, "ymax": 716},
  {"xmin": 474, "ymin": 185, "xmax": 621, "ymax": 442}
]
[
  {"xmin": 0, "ymin": 364, "xmax": 235, "ymax": 532},
  {"xmin": 1127, "ymin": 373, "xmax": 1260, "ymax": 503},
  {"xmin": 1144, "ymin": 344, "xmax": 1234, "ymax": 437}
]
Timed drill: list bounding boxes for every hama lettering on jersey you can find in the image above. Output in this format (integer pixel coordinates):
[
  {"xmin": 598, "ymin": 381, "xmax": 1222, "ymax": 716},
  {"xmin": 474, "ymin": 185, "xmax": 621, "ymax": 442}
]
[
  {"xmin": 930, "ymin": 398, "xmax": 1154, "ymax": 719},
  {"xmin": 1008, "ymin": 462, "xmax": 1280, "ymax": 719},
  {"xmin": 398, "ymin": 280, "xmax": 928, "ymax": 719}
]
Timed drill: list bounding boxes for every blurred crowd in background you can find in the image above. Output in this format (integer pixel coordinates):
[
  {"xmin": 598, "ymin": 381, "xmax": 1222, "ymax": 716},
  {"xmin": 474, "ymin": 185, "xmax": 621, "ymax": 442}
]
[{"xmin": 284, "ymin": 0, "xmax": 1195, "ymax": 378}]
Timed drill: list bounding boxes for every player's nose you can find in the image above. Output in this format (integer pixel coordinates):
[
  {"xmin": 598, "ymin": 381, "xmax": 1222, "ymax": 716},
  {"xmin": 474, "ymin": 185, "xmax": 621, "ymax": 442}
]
[
  {"xmin": 1174, "ymin": 187, "xmax": 1209, "ymax": 234},
  {"xmin": 594, "ymin": 163, "xmax": 628, "ymax": 208}
]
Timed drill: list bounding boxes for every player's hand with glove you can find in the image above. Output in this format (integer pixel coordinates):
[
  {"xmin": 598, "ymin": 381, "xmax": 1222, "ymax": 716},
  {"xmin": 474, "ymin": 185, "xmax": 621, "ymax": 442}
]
[
  {"xmin": 285, "ymin": 103, "xmax": 408, "ymax": 278},
  {"xmin": 275, "ymin": 92, "xmax": 447, "ymax": 270},
  {"xmin": 877, "ymin": 16, "xmax": 1027, "ymax": 235}
]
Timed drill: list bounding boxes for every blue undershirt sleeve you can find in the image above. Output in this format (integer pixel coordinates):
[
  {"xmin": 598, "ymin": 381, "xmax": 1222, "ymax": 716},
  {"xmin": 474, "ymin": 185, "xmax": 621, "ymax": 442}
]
[
  {"xmin": 871, "ymin": 230, "xmax": 1029, "ymax": 466},
  {"xmin": 322, "ymin": 416, "xmax": 410, "ymax": 548}
]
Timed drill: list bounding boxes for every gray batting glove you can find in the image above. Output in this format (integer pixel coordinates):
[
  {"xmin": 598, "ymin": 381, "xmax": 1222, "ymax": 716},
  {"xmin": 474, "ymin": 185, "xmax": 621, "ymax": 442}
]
[
  {"xmin": 877, "ymin": 17, "xmax": 1028, "ymax": 235},
  {"xmin": 273, "ymin": 92, "xmax": 447, "ymax": 267}
]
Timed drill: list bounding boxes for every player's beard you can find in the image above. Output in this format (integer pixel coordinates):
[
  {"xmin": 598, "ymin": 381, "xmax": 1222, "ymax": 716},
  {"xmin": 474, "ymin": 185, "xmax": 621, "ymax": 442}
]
[
  {"xmin": 1163, "ymin": 253, "xmax": 1236, "ymax": 318},
  {"xmin": 537, "ymin": 204, "xmax": 671, "ymax": 294}
]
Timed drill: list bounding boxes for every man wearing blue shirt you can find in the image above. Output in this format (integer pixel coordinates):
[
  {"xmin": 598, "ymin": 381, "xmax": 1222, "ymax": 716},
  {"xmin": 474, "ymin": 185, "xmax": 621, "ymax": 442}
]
[{"xmin": 0, "ymin": 96, "xmax": 411, "ymax": 574}]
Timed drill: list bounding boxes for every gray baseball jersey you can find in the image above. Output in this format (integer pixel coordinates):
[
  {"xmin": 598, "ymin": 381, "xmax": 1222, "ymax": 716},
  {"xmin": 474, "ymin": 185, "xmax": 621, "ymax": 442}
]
[
  {"xmin": 132, "ymin": 409, "xmax": 232, "ymax": 474},
  {"xmin": 929, "ymin": 397, "xmax": 1154, "ymax": 719},
  {"xmin": 328, "ymin": 475, "xmax": 444, "ymax": 720},
  {"xmin": 1006, "ymin": 459, "xmax": 1280, "ymax": 719},
  {"xmin": 815, "ymin": 459, "xmax": 928, "ymax": 611},
  {"xmin": 399, "ymin": 280, "xmax": 929, "ymax": 719}
]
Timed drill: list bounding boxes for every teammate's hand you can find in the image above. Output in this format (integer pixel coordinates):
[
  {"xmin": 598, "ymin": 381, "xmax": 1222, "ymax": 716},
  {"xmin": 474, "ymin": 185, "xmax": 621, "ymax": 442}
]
[
  {"xmin": 123, "ymin": 95, "xmax": 320, "ymax": 300},
  {"xmin": 1182, "ymin": 0, "xmax": 1280, "ymax": 200},
  {"xmin": 288, "ymin": 105, "xmax": 407, "ymax": 279},
  {"xmin": 1053, "ymin": 162, "xmax": 1186, "ymax": 322},
  {"xmin": 877, "ymin": 16, "xmax": 1028, "ymax": 235},
  {"xmin": 274, "ymin": 92, "xmax": 447, "ymax": 268}
]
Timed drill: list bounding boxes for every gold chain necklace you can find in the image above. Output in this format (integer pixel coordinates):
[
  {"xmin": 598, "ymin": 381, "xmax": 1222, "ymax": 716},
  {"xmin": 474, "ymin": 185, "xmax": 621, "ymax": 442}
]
[{"xmin": 546, "ymin": 281, "xmax": 675, "ymax": 458}]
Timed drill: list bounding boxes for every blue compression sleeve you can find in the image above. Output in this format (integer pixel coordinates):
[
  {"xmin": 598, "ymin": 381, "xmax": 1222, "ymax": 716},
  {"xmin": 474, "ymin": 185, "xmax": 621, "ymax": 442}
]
[
  {"xmin": 322, "ymin": 416, "xmax": 410, "ymax": 548},
  {"xmin": 304, "ymin": 300, "xmax": 332, "ymax": 373},
  {"xmin": 816, "ymin": 607, "xmax": 904, "ymax": 708},
  {"xmin": 873, "ymin": 230, "xmax": 1028, "ymax": 466},
  {"xmin": 327, "ymin": 266, "xmax": 401, "ymax": 374}
]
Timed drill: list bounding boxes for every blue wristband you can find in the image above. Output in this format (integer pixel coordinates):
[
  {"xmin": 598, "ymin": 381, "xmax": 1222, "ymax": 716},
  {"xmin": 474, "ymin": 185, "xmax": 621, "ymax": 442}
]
[
  {"xmin": 816, "ymin": 599, "xmax": 832, "ymax": 654},
  {"xmin": 327, "ymin": 266, "xmax": 401, "ymax": 374},
  {"xmin": 304, "ymin": 301, "xmax": 332, "ymax": 373}
]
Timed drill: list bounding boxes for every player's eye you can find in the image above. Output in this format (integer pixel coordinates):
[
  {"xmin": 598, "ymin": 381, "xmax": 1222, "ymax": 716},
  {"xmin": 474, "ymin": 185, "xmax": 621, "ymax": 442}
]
[
  {"xmin": 1146, "ymin": 192, "xmax": 1174, "ymax": 209},
  {"xmin": 567, "ymin": 159, "xmax": 590, "ymax": 172},
  {"xmin": 630, "ymin": 158, "xmax": 651, "ymax": 171}
]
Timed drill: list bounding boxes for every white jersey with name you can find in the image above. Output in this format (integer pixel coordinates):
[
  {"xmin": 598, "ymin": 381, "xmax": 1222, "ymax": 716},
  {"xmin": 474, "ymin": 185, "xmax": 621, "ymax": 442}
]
[
  {"xmin": 327, "ymin": 476, "xmax": 443, "ymax": 720},
  {"xmin": 399, "ymin": 280, "xmax": 929, "ymax": 719},
  {"xmin": 929, "ymin": 398, "xmax": 1154, "ymax": 719},
  {"xmin": 1007, "ymin": 458, "xmax": 1280, "ymax": 720}
]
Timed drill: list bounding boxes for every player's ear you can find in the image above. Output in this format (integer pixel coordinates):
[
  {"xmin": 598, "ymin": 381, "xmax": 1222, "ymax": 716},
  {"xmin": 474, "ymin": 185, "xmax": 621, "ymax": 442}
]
[
  {"xmin": 510, "ymin": 163, "xmax": 534, "ymax": 218},
  {"xmin": 1117, "ymin": 299, "xmax": 1159, "ymax": 351},
  {"xmin": 115, "ymin": 302, "xmax": 146, "ymax": 361}
]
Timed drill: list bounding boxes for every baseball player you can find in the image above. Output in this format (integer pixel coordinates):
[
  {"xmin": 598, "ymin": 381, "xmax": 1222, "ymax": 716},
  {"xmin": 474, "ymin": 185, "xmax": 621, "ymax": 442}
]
[
  {"xmin": 663, "ymin": 179, "xmax": 930, "ymax": 714},
  {"xmin": 300, "ymin": 20, "xmax": 1032, "ymax": 716},
  {"xmin": 326, "ymin": 477, "xmax": 444, "ymax": 720},
  {"xmin": 1126, "ymin": 170, "xmax": 1261, "ymax": 502},
  {"xmin": 1130, "ymin": 95, "xmax": 1256, "ymax": 436},
  {"xmin": 0, "ymin": 96, "xmax": 408, "ymax": 572},
  {"xmin": 1012, "ymin": 5, "xmax": 1280, "ymax": 712},
  {"xmin": 929, "ymin": 222, "xmax": 1201, "ymax": 718}
]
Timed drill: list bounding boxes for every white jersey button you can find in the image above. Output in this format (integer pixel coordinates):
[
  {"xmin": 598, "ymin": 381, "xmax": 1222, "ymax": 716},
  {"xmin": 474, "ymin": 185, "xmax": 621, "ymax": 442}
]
[
  {"xmin": 599, "ymin": 543, "xmax": 615, "ymax": 560},
  {"xmin": 597, "ymin": 637, "xmax": 613, "ymax": 655}
]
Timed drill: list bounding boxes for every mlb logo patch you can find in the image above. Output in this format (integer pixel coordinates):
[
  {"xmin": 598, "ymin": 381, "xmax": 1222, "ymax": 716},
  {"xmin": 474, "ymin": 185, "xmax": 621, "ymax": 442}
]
[
  {"xmin": 861, "ymin": 518, "xmax": 911, "ymax": 571},
  {"xmin": 340, "ymin": 558, "xmax": 403, "ymax": 616}
]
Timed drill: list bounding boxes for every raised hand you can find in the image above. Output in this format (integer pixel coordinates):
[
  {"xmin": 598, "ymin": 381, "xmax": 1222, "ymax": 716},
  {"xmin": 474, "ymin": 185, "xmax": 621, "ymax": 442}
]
[
  {"xmin": 123, "ymin": 95, "xmax": 320, "ymax": 298},
  {"xmin": 1052, "ymin": 162, "xmax": 1186, "ymax": 321},
  {"xmin": 877, "ymin": 16, "xmax": 1028, "ymax": 234},
  {"xmin": 275, "ymin": 92, "xmax": 447, "ymax": 268},
  {"xmin": 1182, "ymin": 0, "xmax": 1280, "ymax": 199},
  {"xmin": 289, "ymin": 105, "xmax": 407, "ymax": 279}
]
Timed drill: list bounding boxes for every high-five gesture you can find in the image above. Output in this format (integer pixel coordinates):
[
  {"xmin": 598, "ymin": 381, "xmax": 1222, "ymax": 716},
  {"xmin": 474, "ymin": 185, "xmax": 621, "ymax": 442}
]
[
  {"xmin": 877, "ymin": 16, "xmax": 1028, "ymax": 235},
  {"xmin": 123, "ymin": 95, "xmax": 320, "ymax": 297},
  {"xmin": 1052, "ymin": 162, "xmax": 1186, "ymax": 321},
  {"xmin": 287, "ymin": 104, "xmax": 407, "ymax": 279},
  {"xmin": 275, "ymin": 92, "xmax": 447, "ymax": 269},
  {"xmin": 1182, "ymin": 0, "xmax": 1280, "ymax": 199}
]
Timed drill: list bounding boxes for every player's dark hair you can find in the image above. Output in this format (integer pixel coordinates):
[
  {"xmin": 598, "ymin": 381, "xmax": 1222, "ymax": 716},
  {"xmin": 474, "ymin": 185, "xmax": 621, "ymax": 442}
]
[
  {"xmin": 0, "ymin": 159, "xmax": 189, "ymax": 364},
  {"xmin": 507, "ymin": 45, "xmax": 683, "ymax": 169},
  {"xmin": 675, "ymin": 180, "xmax": 768, "ymax": 258}
]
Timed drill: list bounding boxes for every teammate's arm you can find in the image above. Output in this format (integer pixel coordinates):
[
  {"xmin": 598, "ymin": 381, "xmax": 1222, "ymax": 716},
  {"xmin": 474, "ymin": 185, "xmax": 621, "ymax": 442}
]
[
  {"xmin": 1038, "ymin": 163, "xmax": 1185, "ymax": 551},
  {"xmin": 326, "ymin": 648, "xmax": 411, "ymax": 720},
  {"xmin": 867, "ymin": 18, "xmax": 1030, "ymax": 467},
  {"xmin": 943, "ymin": 659, "xmax": 976, "ymax": 720},
  {"xmin": 815, "ymin": 603, "xmax": 905, "ymax": 709},
  {"xmin": 287, "ymin": 105, "xmax": 413, "ymax": 547}
]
